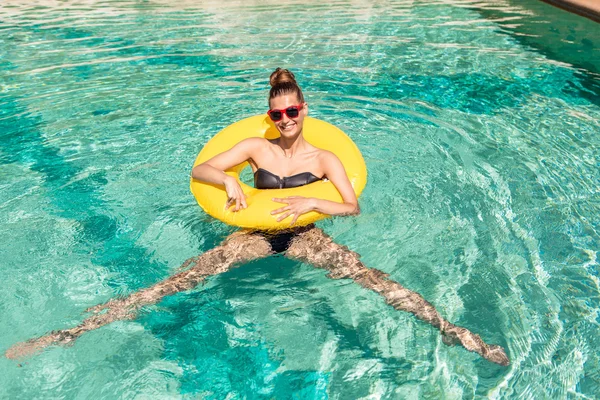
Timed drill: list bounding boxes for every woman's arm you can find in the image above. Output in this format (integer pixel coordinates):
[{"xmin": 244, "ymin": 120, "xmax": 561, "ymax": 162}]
[
  {"xmin": 312, "ymin": 151, "xmax": 360, "ymax": 215},
  {"xmin": 192, "ymin": 138, "xmax": 262, "ymax": 184},
  {"xmin": 271, "ymin": 151, "xmax": 360, "ymax": 224},
  {"xmin": 192, "ymin": 138, "xmax": 263, "ymax": 211}
]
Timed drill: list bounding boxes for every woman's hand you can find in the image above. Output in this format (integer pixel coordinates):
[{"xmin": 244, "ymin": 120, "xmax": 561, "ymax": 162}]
[
  {"xmin": 271, "ymin": 196, "xmax": 316, "ymax": 225},
  {"xmin": 224, "ymin": 176, "xmax": 247, "ymax": 211}
]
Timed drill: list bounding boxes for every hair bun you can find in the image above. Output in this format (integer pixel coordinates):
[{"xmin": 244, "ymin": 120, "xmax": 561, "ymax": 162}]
[{"xmin": 269, "ymin": 68, "xmax": 297, "ymax": 87}]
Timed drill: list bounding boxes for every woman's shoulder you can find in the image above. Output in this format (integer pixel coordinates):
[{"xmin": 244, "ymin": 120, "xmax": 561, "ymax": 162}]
[
  {"xmin": 316, "ymin": 148, "xmax": 341, "ymax": 162},
  {"xmin": 236, "ymin": 137, "xmax": 271, "ymax": 151},
  {"xmin": 239, "ymin": 137, "xmax": 270, "ymax": 145},
  {"xmin": 315, "ymin": 149, "xmax": 344, "ymax": 172}
]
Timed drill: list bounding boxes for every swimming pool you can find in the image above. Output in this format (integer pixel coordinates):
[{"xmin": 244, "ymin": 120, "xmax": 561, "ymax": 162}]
[{"xmin": 1, "ymin": 0, "xmax": 599, "ymax": 397}]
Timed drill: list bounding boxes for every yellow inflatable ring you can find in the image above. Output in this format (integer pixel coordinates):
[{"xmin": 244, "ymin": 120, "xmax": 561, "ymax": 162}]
[{"xmin": 190, "ymin": 115, "xmax": 367, "ymax": 231}]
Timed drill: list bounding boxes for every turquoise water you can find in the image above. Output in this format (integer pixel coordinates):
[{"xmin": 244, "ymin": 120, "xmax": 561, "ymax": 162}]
[{"xmin": 1, "ymin": 0, "xmax": 599, "ymax": 397}]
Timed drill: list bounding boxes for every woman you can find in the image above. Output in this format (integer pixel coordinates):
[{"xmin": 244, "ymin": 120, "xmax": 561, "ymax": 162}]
[{"xmin": 5, "ymin": 69, "xmax": 509, "ymax": 366}]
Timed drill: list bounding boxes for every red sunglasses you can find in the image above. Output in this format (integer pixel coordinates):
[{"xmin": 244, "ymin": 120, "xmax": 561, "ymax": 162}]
[{"xmin": 267, "ymin": 104, "xmax": 304, "ymax": 122}]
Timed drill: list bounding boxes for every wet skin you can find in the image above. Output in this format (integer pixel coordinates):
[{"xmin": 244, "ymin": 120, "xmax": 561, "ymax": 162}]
[{"xmin": 5, "ymin": 227, "xmax": 509, "ymax": 366}]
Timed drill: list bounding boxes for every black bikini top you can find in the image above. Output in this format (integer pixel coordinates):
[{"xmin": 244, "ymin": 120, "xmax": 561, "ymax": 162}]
[{"xmin": 254, "ymin": 168, "xmax": 322, "ymax": 189}]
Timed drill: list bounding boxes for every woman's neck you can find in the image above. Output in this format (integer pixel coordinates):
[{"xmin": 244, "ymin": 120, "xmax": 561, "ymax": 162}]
[{"xmin": 277, "ymin": 135, "xmax": 307, "ymax": 158}]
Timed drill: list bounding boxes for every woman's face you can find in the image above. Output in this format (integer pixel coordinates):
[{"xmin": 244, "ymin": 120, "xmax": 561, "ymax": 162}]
[{"xmin": 269, "ymin": 92, "xmax": 308, "ymax": 139}]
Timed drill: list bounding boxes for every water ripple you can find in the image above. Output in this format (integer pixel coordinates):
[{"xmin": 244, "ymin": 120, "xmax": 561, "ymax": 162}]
[{"xmin": 1, "ymin": 0, "xmax": 599, "ymax": 398}]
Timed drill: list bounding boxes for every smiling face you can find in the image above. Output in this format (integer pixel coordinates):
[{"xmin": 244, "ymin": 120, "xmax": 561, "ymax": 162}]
[{"xmin": 269, "ymin": 93, "xmax": 308, "ymax": 139}]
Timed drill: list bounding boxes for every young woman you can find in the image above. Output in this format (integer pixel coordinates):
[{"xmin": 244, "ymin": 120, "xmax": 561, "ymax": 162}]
[{"xmin": 5, "ymin": 69, "xmax": 509, "ymax": 366}]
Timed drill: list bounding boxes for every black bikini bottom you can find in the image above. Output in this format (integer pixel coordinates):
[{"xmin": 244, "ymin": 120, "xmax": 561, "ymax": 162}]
[{"xmin": 255, "ymin": 224, "xmax": 314, "ymax": 254}]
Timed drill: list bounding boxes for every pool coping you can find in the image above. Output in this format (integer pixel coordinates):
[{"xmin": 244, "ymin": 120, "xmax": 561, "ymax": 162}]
[{"xmin": 541, "ymin": 0, "xmax": 600, "ymax": 22}]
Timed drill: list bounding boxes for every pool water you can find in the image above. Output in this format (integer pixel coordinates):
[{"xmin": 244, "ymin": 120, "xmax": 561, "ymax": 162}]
[{"xmin": 1, "ymin": 0, "xmax": 599, "ymax": 398}]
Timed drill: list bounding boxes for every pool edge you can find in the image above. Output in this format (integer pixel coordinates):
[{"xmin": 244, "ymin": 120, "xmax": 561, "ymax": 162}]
[{"xmin": 541, "ymin": 0, "xmax": 600, "ymax": 22}]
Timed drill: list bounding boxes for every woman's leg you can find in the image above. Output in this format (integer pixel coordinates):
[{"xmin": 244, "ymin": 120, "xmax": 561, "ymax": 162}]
[
  {"xmin": 5, "ymin": 231, "xmax": 272, "ymax": 360},
  {"xmin": 285, "ymin": 227, "xmax": 510, "ymax": 366}
]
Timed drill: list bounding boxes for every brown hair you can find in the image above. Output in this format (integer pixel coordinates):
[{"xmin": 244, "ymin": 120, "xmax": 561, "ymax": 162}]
[{"xmin": 268, "ymin": 68, "xmax": 304, "ymax": 105}]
